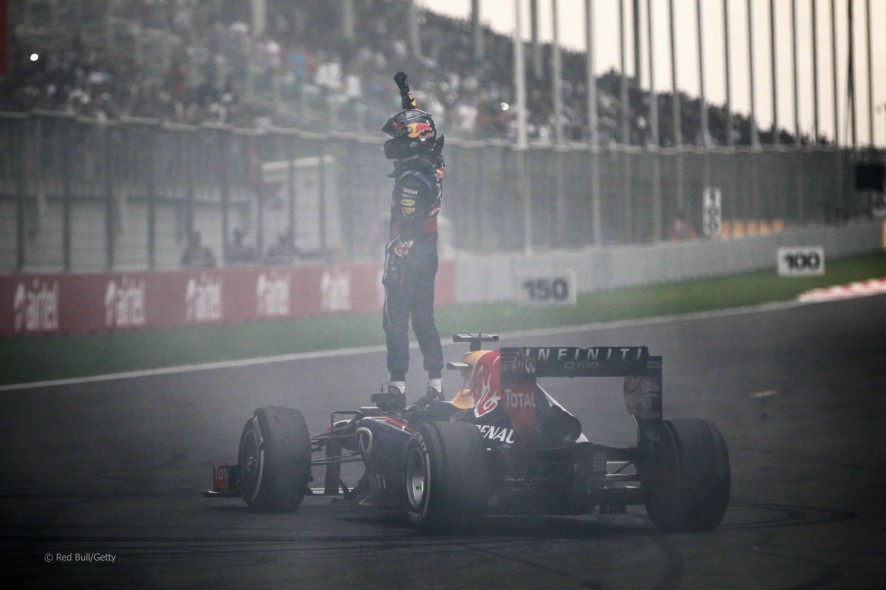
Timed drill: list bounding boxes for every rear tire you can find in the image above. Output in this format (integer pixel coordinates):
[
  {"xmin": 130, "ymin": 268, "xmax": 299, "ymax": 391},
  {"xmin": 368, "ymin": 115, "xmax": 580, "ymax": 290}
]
[
  {"xmin": 238, "ymin": 406, "xmax": 311, "ymax": 513},
  {"xmin": 643, "ymin": 419, "xmax": 731, "ymax": 533},
  {"xmin": 404, "ymin": 421, "xmax": 487, "ymax": 534}
]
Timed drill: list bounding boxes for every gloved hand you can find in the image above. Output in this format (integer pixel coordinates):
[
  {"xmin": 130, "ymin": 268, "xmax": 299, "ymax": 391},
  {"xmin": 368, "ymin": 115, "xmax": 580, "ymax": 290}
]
[
  {"xmin": 394, "ymin": 71, "xmax": 417, "ymax": 110},
  {"xmin": 382, "ymin": 238, "xmax": 414, "ymax": 290},
  {"xmin": 392, "ymin": 240, "xmax": 413, "ymax": 258}
]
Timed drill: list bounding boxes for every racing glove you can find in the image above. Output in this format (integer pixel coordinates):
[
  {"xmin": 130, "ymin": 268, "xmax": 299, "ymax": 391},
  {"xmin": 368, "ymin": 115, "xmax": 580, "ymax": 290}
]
[
  {"xmin": 395, "ymin": 71, "xmax": 418, "ymax": 110},
  {"xmin": 382, "ymin": 238, "xmax": 414, "ymax": 290}
]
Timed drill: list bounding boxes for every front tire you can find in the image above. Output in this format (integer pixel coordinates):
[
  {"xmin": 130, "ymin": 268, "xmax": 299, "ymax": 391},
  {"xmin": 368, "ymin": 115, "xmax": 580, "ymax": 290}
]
[
  {"xmin": 238, "ymin": 406, "xmax": 311, "ymax": 513},
  {"xmin": 643, "ymin": 419, "xmax": 731, "ymax": 533},
  {"xmin": 404, "ymin": 421, "xmax": 488, "ymax": 534}
]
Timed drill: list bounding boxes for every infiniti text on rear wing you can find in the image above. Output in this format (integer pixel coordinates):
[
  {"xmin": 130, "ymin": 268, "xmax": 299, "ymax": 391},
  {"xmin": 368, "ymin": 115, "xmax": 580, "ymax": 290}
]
[
  {"xmin": 500, "ymin": 346, "xmax": 663, "ymax": 425},
  {"xmin": 500, "ymin": 347, "xmax": 661, "ymax": 379}
]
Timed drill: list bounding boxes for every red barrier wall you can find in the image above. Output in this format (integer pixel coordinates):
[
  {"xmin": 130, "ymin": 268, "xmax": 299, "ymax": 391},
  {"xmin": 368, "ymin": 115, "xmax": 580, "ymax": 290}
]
[{"xmin": 0, "ymin": 260, "xmax": 456, "ymax": 337}]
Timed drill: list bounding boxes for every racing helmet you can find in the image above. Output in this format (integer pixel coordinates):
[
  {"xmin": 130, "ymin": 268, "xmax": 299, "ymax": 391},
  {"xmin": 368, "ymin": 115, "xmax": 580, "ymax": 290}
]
[{"xmin": 381, "ymin": 109, "xmax": 437, "ymax": 160}]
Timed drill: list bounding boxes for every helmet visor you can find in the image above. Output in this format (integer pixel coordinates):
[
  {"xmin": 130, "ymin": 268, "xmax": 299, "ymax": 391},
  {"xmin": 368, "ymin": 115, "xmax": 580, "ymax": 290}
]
[{"xmin": 381, "ymin": 116, "xmax": 403, "ymax": 137}]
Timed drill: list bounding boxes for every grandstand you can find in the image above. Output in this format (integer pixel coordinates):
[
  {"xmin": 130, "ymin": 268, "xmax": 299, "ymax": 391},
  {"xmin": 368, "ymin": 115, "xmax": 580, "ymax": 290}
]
[{"xmin": 4, "ymin": 0, "xmax": 847, "ymax": 144}]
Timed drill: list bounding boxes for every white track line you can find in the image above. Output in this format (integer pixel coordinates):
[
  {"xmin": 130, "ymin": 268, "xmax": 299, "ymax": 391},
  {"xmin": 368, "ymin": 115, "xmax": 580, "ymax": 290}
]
[
  {"xmin": 0, "ymin": 297, "xmax": 846, "ymax": 393},
  {"xmin": 750, "ymin": 390, "xmax": 779, "ymax": 399},
  {"xmin": 0, "ymin": 345, "xmax": 384, "ymax": 393}
]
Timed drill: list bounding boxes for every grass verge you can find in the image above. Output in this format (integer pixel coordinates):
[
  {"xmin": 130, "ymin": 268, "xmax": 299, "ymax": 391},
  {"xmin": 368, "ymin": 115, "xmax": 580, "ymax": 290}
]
[{"xmin": 2, "ymin": 251, "xmax": 884, "ymax": 387}]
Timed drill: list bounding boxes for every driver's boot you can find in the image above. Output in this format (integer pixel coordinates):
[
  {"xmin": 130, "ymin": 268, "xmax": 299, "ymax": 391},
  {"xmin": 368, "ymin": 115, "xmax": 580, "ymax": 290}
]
[{"xmin": 388, "ymin": 382, "xmax": 406, "ymax": 411}]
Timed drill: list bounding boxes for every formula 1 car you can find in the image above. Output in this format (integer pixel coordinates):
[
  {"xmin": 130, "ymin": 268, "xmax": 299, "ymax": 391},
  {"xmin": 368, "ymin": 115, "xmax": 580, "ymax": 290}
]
[{"xmin": 206, "ymin": 334, "xmax": 731, "ymax": 534}]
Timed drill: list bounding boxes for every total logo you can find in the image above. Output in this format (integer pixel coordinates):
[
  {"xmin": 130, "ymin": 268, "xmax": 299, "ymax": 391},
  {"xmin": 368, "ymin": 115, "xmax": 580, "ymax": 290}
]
[
  {"xmin": 185, "ymin": 274, "xmax": 222, "ymax": 323},
  {"xmin": 13, "ymin": 279, "xmax": 59, "ymax": 334},
  {"xmin": 506, "ymin": 390, "xmax": 535, "ymax": 409},
  {"xmin": 256, "ymin": 271, "xmax": 290, "ymax": 318},
  {"xmin": 105, "ymin": 277, "xmax": 146, "ymax": 328},
  {"xmin": 320, "ymin": 269, "xmax": 351, "ymax": 312}
]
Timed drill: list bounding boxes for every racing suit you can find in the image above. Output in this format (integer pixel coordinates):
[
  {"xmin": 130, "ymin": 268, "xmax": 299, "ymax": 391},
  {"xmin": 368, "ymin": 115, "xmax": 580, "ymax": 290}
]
[{"xmin": 382, "ymin": 155, "xmax": 444, "ymax": 383}]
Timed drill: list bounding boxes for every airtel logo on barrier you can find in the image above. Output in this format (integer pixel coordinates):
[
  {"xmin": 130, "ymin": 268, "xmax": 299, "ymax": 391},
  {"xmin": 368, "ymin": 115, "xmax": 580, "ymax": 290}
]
[
  {"xmin": 105, "ymin": 277, "xmax": 146, "ymax": 328},
  {"xmin": 256, "ymin": 271, "xmax": 290, "ymax": 318},
  {"xmin": 13, "ymin": 279, "xmax": 59, "ymax": 333},
  {"xmin": 320, "ymin": 269, "xmax": 351, "ymax": 312},
  {"xmin": 185, "ymin": 274, "xmax": 222, "ymax": 322}
]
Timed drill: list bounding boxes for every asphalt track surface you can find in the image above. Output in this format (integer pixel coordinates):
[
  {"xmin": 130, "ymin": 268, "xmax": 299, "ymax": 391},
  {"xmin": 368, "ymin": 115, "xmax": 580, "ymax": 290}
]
[{"xmin": 2, "ymin": 295, "xmax": 885, "ymax": 589}]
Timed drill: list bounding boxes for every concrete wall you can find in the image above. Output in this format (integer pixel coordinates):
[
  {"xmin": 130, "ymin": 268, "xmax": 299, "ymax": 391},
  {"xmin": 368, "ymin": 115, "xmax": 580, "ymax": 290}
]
[{"xmin": 455, "ymin": 220, "xmax": 884, "ymax": 303}]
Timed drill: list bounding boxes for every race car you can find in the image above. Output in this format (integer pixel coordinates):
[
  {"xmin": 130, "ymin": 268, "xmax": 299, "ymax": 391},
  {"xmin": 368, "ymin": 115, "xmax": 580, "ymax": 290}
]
[{"xmin": 206, "ymin": 334, "xmax": 731, "ymax": 534}]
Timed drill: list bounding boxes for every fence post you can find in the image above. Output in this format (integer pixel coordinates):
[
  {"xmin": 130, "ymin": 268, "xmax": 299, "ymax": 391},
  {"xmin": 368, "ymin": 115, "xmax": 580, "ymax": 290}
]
[
  {"xmin": 185, "ymin": 128, "xmax": 196, "ymax": 241},
  {"xmin": 61, "ymin": 118, "xmax": 72, "ymax": 272},
  {"xmin": 624, "ymin": 147, "xmax": 635, "ymax": 243},
  {"xmin": 219, "ymin": 126, "xmax": 231, "ymax": 266},
  {"xmin": 651, "ymin": 148, "xmax": 662, "ymax": 242},
  {"xmin": 589, "ymin": 144, "xmax": 603, "ymax": 246},
  {"xmin": 287, "ymin": 135, "xmax": 297, "ymax": 255},
  {"xmin": 795, "ymin": 150, "xmax": 805, "ymax": 224},
  {"xmin": 554, "ymin": 145, "xmax": 566, "ymax": 248},
  {"xmin": 13, "ymin": 115, "xmax": 26, "ymax": 271},
  {"xmin": 146, "ymin": 122, "xmax": 157, "ymax": 270},
  {"xmin": 253, "ymin": 133, "xmax": 264, "ymax": 260},
  {"xmin": 518, "ymin": 147, "xmax": 532, "ymax": 254},
  {"xmin": 318, "ymin": 139, "xmax": 328, "ymax": 259},
  {"xmin": 105, "ymin": 122, "xmax": 116, "ymax": 270}
]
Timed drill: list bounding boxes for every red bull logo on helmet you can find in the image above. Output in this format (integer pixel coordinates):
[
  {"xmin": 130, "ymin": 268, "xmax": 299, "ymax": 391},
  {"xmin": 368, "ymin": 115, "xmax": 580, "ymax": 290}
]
[{"xmin": 406, "ymin": 121, "xmax": 433, "ymax": 139}]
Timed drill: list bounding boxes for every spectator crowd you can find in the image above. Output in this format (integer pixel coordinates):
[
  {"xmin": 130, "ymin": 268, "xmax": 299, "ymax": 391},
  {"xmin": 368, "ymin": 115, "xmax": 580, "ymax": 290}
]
[{"xmin": 1, "ymin": 0, "xmax": 817, "ymax": 147}]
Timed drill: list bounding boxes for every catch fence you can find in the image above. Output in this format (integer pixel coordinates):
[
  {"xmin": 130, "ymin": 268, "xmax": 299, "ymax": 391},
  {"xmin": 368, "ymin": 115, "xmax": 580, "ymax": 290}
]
[{"xmin": 0, "ymin": 112, "xmax": 878, "ymax": 273}]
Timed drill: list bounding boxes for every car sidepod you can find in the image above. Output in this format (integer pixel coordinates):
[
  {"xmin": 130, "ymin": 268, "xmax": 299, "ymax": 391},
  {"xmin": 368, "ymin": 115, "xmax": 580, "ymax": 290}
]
[{"xmin": 356, "ymin": 415, "xmax": 414, "ymax": 509}]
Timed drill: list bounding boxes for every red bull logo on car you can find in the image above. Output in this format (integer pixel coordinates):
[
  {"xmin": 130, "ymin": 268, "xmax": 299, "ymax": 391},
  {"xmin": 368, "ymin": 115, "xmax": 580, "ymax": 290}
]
[{"xmin": 471, "ymin": 351, "xmax": 501, "ymax": 418}]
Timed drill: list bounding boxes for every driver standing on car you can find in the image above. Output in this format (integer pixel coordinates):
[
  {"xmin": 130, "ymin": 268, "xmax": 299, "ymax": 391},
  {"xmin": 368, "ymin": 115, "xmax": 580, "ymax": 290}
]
[{"xmin": 380, "ymin": 71, "xmax": 446, "ymax": 409}]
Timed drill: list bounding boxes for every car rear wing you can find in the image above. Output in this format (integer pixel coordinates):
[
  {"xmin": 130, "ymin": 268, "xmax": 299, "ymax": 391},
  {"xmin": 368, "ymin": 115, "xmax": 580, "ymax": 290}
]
[
  {"xmin": 500, "ymin": 346, "xmax": 663, "ymax": 427},
  {"xmin": 453, "ymin": 333, "xmax": 499, "ymax": 351},
  {"xmin": 500, "ymin": 347, "xmax": 661, "ymax": 379},
  {"xmin": 449, "ymin": 336, "xmax": 663, "ymax": 450}
]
